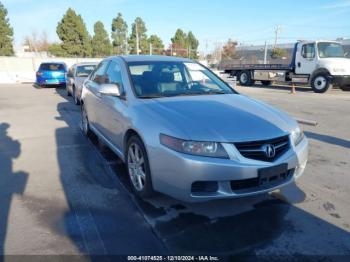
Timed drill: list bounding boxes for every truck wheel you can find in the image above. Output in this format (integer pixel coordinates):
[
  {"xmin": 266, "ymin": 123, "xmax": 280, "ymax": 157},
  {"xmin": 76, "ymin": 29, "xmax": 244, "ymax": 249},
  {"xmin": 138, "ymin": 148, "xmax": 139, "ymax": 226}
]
[
  {"xmin": 311, "ymin": 73, "xmax": 332, "ymax": 93},
  {"xmin": 239, "ymin": 71, "xmax": 253, "ymax": 86},
  {"xmin": 261, "ymin": 80, "xmax": 272, "ymax": 86}
]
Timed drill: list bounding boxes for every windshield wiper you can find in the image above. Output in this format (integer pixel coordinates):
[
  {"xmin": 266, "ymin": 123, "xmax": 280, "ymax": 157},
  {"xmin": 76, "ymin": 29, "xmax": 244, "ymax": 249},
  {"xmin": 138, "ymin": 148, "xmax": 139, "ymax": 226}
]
[
  {"xmin": 205, "ymin": 90, "xmax": 227, "ymax": 95},
  {"xmin": 138, "ymin": 94, "xmax": 165, "ymax": 99}
]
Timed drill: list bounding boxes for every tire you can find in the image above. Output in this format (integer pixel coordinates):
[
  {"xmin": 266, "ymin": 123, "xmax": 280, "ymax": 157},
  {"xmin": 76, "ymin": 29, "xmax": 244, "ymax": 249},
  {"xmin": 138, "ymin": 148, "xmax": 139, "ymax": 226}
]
[
  {"xmin": 261, "ymin": 80, "xmax": 272, "ymax": 86},
  {"xmin": 239, "ymin": 71, "xmax": 254, "ymax": 86},
  {"xmin": 66, "ymin": 85, "xmax": 71, "ymax": 96},
  {"xmin": 81, "ymin": 104, "xmax": 92, "ymax": 137},
  {"xmin": 311, "ymin": 73, "xmax": 332, "ymax": 93},
  {"xmin": 126, "ymin": 135, "xmax": 155, "ymax": 199},
  {"xmin": 73, "ymin": 86, "xmax": 80, "ymax": 105}
]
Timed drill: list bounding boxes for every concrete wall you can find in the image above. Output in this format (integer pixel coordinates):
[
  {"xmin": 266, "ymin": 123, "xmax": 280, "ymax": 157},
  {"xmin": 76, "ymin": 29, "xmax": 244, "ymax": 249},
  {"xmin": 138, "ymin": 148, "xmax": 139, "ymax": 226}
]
[{"xmin": 0, "ymin": 57, "xmax": 102, "ymax": 83}]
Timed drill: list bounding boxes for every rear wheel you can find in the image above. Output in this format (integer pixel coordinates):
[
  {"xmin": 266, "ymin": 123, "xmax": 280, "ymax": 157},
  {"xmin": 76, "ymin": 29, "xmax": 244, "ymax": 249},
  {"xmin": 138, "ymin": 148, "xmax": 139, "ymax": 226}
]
[
  {"xmin": 261, "ymin": 80, "xmax": 272, "ymax": 86},
  {"xmin": 239, "ymin": 71, "xmax": 254, "ymax": 86},
  {"xmin": 126, "ymin": 135, "xmax": 155, "ymax": 198},
  {"xmin": 311, "ymin": 73, "xmax": 332, "ymax": 93}
]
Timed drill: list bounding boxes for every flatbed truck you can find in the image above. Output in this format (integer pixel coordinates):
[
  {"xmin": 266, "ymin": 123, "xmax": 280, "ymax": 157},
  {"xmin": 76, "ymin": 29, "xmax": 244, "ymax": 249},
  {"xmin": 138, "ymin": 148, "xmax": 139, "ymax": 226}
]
[{"xmin": 220, "ymin": 40, "xmax": 350, "ymax": 93}]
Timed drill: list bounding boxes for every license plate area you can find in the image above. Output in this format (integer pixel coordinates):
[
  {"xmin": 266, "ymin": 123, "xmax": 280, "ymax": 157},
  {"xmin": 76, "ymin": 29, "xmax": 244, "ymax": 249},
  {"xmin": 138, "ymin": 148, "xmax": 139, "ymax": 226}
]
[
  {"xmin": 258, "ymin": 163, "xmax": 289, "ymax": 186},
  {"xmin": 46, "ymin": 79, "xmax": 59, "ymax": 84}
]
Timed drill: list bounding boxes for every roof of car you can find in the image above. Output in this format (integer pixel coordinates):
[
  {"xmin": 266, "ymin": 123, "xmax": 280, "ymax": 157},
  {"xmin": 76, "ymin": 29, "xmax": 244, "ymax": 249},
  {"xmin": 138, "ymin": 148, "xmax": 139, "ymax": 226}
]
[
  {"xmin": 73, "ymin": 62, "xmax": 99, "ymax": 66},
  {"xmin": 118, "ymin": 55, "xmax": 193, "ymax": 63},
  {"xmin": 40, "ymin": 62, "xmax": 66, "ymax": 65}
]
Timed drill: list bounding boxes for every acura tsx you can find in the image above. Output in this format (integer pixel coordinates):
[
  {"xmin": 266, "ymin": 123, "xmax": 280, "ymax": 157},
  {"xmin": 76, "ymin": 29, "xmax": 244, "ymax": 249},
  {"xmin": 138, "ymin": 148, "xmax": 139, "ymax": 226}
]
[{"xmin": 80, "ymin": 55, "xmax": 308, "ymax": 202}]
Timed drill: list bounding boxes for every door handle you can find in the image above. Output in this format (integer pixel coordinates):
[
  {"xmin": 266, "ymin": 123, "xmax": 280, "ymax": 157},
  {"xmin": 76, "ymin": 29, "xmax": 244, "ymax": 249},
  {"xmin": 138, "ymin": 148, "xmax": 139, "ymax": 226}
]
[{"xmin": 297, "ymin": 62, "xmax": 301, "ymax": 68}]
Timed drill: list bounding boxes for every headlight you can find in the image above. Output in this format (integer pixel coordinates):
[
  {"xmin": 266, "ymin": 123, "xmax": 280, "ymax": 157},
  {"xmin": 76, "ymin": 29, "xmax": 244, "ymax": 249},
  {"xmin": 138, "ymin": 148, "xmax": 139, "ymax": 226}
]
[
  {"xmin": 291, "ymin": 127, "xmax": 304, "ymax": 146},
  {"xmin": 333, "ymin": 68, "xmax": 345, "ymax": 73},
  {"xmin": 160, "ymin": 134, "xmax": 229, "ymax": 159}
]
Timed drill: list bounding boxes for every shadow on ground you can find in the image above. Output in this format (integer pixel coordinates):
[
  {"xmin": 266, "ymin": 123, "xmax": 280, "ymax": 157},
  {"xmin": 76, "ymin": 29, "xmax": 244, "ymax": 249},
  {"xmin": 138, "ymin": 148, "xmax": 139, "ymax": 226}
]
[
  {"xmin": 305, "ymin": 131, "xmax": 350, "ymax": 149},
  {"xmin": 0, "ymin": 123, "xmax": 28, "ymax": 259}
]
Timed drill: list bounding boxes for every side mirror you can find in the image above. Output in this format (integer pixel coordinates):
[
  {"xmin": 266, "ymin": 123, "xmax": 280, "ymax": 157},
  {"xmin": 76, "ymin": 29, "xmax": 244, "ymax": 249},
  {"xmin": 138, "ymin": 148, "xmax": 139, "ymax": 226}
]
[{"xmin": 99, "ymin": 83, "xmax": 122, "ymax": 97}]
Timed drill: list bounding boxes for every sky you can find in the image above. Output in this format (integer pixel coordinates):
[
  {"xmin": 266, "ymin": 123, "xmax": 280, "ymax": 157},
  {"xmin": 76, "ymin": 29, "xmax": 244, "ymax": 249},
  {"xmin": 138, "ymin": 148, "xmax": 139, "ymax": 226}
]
[{"xmin": 2, "ymin": 0, "xmax": 350, "ymax": 53}]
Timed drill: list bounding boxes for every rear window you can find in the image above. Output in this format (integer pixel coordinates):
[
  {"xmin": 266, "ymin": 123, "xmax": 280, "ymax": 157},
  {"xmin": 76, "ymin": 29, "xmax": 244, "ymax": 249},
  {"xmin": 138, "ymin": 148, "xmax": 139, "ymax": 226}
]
[
  {"xmin": 39, "ymin": 63, "xmax": 66, "ymax": 71},
  {"xmin": 76, "ymin": 65, "xmax": 96, "ymax": 77}
]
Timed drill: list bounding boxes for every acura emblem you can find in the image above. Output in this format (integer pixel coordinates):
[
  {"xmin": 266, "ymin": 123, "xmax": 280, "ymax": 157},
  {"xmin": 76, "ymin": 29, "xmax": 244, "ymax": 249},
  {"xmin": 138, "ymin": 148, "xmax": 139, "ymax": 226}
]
[{"xmin": 262, "ymin": 144, "xmax": 276, "ymax": 158}]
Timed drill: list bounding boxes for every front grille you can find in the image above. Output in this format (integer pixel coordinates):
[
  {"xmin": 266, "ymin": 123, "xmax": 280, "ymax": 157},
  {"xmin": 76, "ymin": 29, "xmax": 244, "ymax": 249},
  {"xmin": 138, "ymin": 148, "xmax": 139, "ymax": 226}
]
[
  {"xmin": 234, "ymin": 135, "xmax": 290, "ymax": 162},
  {"xmin": 191, "ymin": 181, "xmax": 218, "ymax": 193}
]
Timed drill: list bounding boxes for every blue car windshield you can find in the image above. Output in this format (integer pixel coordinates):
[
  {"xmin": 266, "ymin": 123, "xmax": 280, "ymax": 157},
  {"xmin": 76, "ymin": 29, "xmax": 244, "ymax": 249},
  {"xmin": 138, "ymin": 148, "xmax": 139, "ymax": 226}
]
[
  {"xmin": 39, "ymin": 63, "xmax": 65, "ymax": 71},
  {"xmin": 127, "ymin": 61, "xmax": 236, "ymax": 98}
]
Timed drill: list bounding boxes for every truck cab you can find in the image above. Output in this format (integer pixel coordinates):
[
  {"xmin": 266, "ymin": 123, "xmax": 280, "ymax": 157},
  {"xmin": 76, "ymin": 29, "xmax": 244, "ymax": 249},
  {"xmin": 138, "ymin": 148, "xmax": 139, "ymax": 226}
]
[{"xmin": 294, "ymin": 40, "xmax": 350, "ymax": 92}]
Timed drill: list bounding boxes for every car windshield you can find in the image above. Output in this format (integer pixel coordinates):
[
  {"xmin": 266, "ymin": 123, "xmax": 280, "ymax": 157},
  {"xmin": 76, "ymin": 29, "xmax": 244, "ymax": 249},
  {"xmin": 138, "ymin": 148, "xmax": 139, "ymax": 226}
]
[
  {"xmin": 76, "ymin": 65, "xmax": 96, "ymax": 77},
  {"xmin": 317, "ymin": 42, "xmax": 347, "ymax": 58},
  {"xmin": 39, "ymin": 63, "xmax": 65, "ymax": 71},
  {"xmin": 128, "ymin": 61, "xmax": 235, "ymax": 98}
]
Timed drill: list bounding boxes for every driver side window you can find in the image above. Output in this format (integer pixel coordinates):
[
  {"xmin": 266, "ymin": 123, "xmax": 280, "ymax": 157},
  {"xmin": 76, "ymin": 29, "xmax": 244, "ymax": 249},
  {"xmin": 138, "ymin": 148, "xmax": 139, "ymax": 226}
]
[{"xmin": 302, "ymin": 44, "xmax": 315, "ymax": 59}]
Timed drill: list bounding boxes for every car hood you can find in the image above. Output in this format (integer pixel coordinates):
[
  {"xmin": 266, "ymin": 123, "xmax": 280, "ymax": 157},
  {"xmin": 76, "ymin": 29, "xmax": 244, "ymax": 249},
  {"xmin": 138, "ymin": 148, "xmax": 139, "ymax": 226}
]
[
  {"xmin": 318, "ymin": 58, "xmax": 350, "ymax": 75},
  {"xmin": 144, "ymin": 94, "xmax": 296, "ymax": 142}
]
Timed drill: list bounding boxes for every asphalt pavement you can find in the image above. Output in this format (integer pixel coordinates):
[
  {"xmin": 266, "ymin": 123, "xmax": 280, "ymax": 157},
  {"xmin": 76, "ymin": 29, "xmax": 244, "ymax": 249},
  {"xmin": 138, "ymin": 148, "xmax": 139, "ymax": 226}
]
[{"xmin": 0, "ymin": 83, "xmax": 349, "ymax": 260}]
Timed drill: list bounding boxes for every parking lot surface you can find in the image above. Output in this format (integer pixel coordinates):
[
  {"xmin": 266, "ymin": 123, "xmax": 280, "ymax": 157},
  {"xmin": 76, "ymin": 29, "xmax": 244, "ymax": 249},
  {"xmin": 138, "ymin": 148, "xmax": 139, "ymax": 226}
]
[{"xmin": 0, "ymin": 83, "xmax": 349, "ymax": 258}]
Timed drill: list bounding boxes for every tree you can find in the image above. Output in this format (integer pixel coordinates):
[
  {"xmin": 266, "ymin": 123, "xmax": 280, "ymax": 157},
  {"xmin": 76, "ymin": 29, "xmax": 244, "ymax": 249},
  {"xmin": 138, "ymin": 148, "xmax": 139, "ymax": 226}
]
[
  {"xmin": 129, "ymin": 17, "xmax": 148, "ymax": 54},
  {"xmin": 55, "ymin": 8, "xmax": 92, "ymax": 57},
  {"xmin": 171, "ymin": 29, "xmax": 187, "ymax": 57},
  {"xmin": 23, "ymin": 31, "xmax": 49, "ymax": 52},
  {"xmin": 222, "ymin": 39, "xmax": 238, "ymax": 60},
  {"xmin": 0, "ymin": 2, "xmax": 14, "ymax": 56},
  {"xmin": 186, "ymin": 31, "xmax": 199, "ymax": 59},
  {"xmin": 270, "ymin": 48, "xmax": 287, "ymax": 59},
  {"xmin": 111, "ymin": 13, "xmax": 128, "ymax": 55},
  {"xmin": 48, "ymin": 43, "xmax": 67, "ymax": 57},
  {"xmin": 170, "ymin": 29, "xmax": 199, "ymax": 58},
  {"xmin": 148, "ymin": 35, "xmax": 164, "ymax": 55},
  {"xmin": 92, "ymin": 21, "xmax": 112, "ymax": 57}
]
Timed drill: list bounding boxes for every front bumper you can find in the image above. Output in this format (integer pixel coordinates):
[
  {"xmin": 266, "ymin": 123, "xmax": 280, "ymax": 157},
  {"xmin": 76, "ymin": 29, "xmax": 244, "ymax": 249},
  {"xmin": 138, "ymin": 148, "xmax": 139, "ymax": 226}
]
[
  {"xmin": 330, "ymin": 75, "xmax": 350, "ymax": 87},
  {"xmin": 149, "ymin": 136, "xmax": 308, "ymax": 202}
]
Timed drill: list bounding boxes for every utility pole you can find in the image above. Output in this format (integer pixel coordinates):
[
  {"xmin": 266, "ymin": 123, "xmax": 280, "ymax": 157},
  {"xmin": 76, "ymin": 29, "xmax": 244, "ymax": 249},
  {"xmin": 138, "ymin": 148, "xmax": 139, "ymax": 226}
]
[
  {"xmin": 188, "ymin": 45, "xmax": 191, "ymax": 58},
  {"xmin": 136, "ymin": 22, "xmax": 140, "ymax": 55},
  {"xmin": 149, "ymin": 43, "xmax": 152, "ymax": 55},
  {"xmin": 274, "ymin": 25, "xmax": 282, "ymax": 49},
  {"xmin": 264, "ymin": 41, "xmax": 268, "ymax": 64}
]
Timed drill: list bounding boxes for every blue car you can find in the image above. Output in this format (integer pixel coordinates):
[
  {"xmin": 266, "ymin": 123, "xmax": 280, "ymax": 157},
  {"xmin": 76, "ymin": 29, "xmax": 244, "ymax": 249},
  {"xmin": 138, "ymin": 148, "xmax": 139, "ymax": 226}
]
[{"xmin": 36, "ymin": 62, "xmax": 67, "ymax": 87}]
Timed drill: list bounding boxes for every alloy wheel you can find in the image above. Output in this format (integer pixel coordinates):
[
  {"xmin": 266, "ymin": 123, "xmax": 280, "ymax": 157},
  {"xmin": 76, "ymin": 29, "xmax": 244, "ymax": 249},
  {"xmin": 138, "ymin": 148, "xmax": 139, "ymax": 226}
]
[{"xmin": 127, "ymin": 143, "xmax": 146, "ymax": 191}]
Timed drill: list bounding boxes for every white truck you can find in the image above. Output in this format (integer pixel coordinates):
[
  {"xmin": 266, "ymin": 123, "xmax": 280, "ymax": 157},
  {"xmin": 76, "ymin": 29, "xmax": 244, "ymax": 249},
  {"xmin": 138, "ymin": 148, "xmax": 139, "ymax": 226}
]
[{"xmin": 220, "ymin": 40, "xmax": 350, "ymax": 93}]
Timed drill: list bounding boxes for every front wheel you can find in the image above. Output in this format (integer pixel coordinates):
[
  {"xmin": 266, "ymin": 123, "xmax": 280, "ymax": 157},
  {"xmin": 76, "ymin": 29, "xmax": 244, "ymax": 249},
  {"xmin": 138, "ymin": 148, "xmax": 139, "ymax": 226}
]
[
  {"xmin": 126, "ymin": 135, "xmax": 155, "ymax": 198},
  {"xmin": 81, "ymin": 104, "xmax": 92, "ymax": 137},
  {"xmin": 66, "ymin": 85, "xmax": 71, "ymax": 96},
  {"xmin": 311, "ymin": 73, "xmax": 332, "ymax": 93},
  {"xmin": 73, "ymin": 86, "xmax": 80, "ymax": 105}
]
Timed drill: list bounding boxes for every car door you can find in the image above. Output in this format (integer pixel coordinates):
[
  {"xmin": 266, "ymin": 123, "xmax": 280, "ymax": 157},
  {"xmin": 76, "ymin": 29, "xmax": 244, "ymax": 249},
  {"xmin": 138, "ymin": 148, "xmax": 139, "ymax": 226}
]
[
  {"xmin": 84, "ymin": 60, "xmax": 110, "ymax": 132},
  {"xmin": 98, "ymin": 60, "xmax": 128, "ymax": 153},
  {"xmin": 295, "ymin": 43, "xmax": 317, "ymax": 75}
]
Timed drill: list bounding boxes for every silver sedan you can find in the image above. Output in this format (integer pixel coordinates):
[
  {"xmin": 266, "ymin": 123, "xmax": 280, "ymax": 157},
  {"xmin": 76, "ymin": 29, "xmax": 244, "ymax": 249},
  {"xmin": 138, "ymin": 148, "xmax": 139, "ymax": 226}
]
[
  {"xmin": 67, "ymin": 62, "xmax": 98, "ymax": 105},
  {"xmin": 81, "ymin": 55, "xmax": 308, "ymax": 202}
]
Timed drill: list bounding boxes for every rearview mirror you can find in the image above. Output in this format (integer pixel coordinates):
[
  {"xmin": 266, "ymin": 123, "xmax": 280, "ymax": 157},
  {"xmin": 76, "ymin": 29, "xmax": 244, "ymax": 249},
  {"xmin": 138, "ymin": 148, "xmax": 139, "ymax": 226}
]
[{"xmin": 99, "ymin": 83, "xmax": 122, "ymax": 97}]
